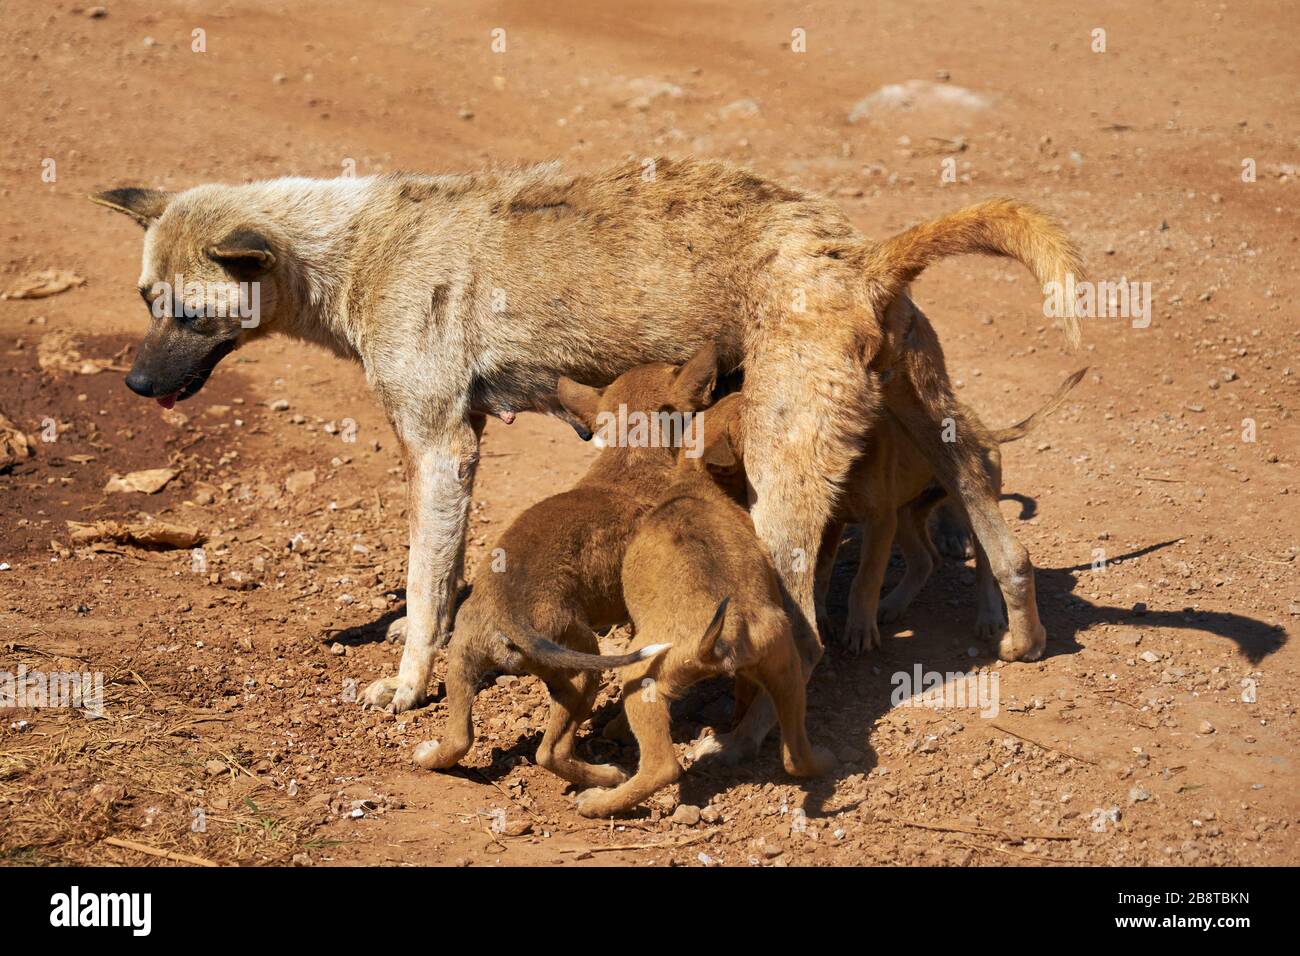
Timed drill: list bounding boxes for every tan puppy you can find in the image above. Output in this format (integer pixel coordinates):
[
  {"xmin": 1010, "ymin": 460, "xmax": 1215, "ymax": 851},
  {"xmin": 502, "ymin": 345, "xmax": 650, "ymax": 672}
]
[
  {"xmin": 575, "ymin": 412, "xmax": 834, "ymax": 818},
  {"xmin": 815, "ymin": 368, "xmax": 1088, "ymax": 653},
  {"xmin": 412, "ymin": 347, "xmax": 718, "ymax": 787}
]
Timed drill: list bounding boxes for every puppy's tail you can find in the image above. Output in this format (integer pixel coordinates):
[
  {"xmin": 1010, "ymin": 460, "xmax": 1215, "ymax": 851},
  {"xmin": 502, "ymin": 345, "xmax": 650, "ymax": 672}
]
[
  {"xmin": 867, "ymin": 199, "xmax": 1086, "ymax": 348},
  {"xmin": 990, "ymin": 367, "xmax": 1089, "ymax": 444},
  {"xmin": 695, "ymin": 597, "xmax": 733, "ymax": 663},
  {"xmin": 497, "ymin": 630, "xmax": 671, "ymax": 672}
]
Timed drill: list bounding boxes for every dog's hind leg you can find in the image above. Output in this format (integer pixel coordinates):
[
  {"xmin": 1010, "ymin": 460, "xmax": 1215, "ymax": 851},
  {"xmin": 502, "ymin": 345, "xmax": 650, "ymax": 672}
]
[
  {"xmin": 363, "ymin": 420, "xmax": 480, "ymax": 712},
  {"xmin": 884, "ymin": 307, "xmax": 1046, "ymax": 661}
]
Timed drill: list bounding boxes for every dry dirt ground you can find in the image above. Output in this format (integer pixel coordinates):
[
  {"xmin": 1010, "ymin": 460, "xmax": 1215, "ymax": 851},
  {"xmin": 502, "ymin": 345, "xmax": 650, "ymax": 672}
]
[{"xmin": 0, "ymin": 0, "xmax": 1296, "ymax": 867}]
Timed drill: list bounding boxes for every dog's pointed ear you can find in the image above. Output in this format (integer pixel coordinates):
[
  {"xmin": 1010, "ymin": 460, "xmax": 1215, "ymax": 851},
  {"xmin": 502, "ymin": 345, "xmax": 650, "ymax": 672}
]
[
  {"xmin": 555, "ymin": 376, "xmax": 604, "ymax": 432},
  {"xmin": 206, "ymin": 229, "xmax": 276, "ymax": 278},
  {"xmin": 89, "ymin": 188, "xmax": 174, "ymax": 228},
  {"xmin": 670, "ymin": 343, "xmax": 719, "ymax": 410}
]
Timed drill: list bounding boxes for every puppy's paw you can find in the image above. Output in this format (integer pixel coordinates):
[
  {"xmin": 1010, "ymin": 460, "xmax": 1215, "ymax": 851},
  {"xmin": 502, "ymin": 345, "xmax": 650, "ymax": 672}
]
[
  {"xmin": 785, "ymin": 743, "xmax": 837, "ymax": 778},
  {"xmin": 877, "ymin": 596, "xmax": 908, "ymax": 627},
  {"xmin": 931, "ymin": 507, "xmax": 974, "ymax": 562},
  {"xmin": 691, "ymin": 730, "xmax": 757, "ymax": 768},
  {"xmin": 385, "ymin": 616, "xmax": 408, "ymax": 644},
  {"xmin": 575, "ymin": 787, "xmax": 618, "ymax": 819},
  {"xmin": 601, "ymin": 710, "xmax": 634, "ymax": 744},
  {"xmin": 361, "ymin": 675, "xmax": 400, "ymax": 709},
  {"xmin": 412, "ymin": 739, "xmax": 447, "ymax": 770},
  {"xmin": 843, "ymin": 611, "xmax": 881, "ymax": 655},
  {"xmin": 580, "ymin": 762, "xmax": 628, "ymax": 789}
]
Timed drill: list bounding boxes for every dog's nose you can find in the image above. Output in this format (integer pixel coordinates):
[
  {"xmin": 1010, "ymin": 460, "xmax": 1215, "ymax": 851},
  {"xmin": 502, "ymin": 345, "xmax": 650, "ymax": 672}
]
[{"xmin": 124, "ymin": 371, "xmax": 155, "ymax": 397}]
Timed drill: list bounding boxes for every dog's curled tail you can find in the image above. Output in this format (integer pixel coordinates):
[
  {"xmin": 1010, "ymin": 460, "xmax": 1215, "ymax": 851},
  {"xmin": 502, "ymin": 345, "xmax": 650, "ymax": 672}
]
[
  {"xmin": 869, "ymin": 199, "xmax": 1086, "ymax": 348},
  {"xmin": 499, "ymin": 630, "xmax": 671, "ymax": 672},
  {"xmin": 991, "ymin": 367, "xmax": 1089, "ymax": 444}
]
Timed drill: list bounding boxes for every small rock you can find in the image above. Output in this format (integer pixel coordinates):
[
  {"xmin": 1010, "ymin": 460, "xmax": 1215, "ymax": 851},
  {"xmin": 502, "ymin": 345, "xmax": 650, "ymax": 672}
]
[
  {"xmin": 1129, "ymin": 786, "xmax": 1150, "ymax": 804},
  {"xmin": 284, "ymin": 469, "xmax": 317, "ymax": 495},
  {"xmin": 1198, "ymin": 720, "xmax": 1215, "ymax": 735},
  {"xmin": 671, "ymin": 804, "xmax": 702, "ymax": 826},
  {"xmin": 204, "ymin": 759, "xmax": 226, "ymax": 777}
]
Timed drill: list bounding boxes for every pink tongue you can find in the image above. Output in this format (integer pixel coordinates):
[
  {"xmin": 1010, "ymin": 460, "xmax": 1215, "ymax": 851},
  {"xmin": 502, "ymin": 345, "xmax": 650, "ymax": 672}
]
[{"xmin": 156, "ymin": 394, "xmax": 177, "ymax": 409}]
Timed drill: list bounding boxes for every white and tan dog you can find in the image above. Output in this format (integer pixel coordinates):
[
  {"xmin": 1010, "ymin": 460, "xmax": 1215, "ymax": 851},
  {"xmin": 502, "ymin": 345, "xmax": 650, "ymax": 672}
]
[{"xmin": 92, "ymin": 159, "xmax": 1082, "ymax": 721}]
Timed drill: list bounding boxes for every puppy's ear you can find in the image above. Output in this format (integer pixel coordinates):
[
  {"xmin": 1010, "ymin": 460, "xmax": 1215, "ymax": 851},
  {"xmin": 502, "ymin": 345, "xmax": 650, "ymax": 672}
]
[
  {"xmin": 555, "ymin": 377, "xmax": 604, "ymax": 432},
  {"xmin": 206, "ymin": 229, "xmax": 276, "ymax": 279},
  {"xmin": 701, "ymin": 420, "xmax": 738, "ymax": 470},
  {"xmin": 89, "ymin": 188, "xmax": 174, "ymax": 228},
  {"xmin": 670, "ymin": 342, "xmax": 719, "ymax": 410}
]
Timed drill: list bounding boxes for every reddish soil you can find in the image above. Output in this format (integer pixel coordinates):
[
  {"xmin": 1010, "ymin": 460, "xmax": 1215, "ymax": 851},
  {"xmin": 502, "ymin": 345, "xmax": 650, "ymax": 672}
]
[{"xmin": 0, "ymin": 0, "xmax": 1295, "ymax": 866}]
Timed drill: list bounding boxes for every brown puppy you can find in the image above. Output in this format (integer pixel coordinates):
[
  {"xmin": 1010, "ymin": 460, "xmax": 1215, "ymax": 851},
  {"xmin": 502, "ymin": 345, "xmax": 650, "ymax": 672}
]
[
  {"xmin": 412, "ymin": 347, "xmax": 718, "ymax": 788},
  {"xmin": 575, "ymin": 412, "xmax": 834, "ymax": 818},
  {"xmin": 815, "ymin": 367, "xmax": 1088, "ymax": 653}
]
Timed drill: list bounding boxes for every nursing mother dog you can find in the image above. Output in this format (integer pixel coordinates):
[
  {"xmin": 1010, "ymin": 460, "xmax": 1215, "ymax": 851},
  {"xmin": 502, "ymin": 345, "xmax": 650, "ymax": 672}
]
[{"xmin": 91, "ymin": 157, "xmax": 1083, "ymax": 720}]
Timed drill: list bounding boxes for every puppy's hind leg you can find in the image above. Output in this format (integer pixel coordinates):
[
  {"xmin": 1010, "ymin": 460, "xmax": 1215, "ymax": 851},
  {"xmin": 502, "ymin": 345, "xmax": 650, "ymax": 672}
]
[
  {"xmin": 973, "ymin": 540, "xmax": 1009, "ymax": 641},
  {"xmin": 843, "ymin": 504, "xmax": 895, "ymax": 654},
  {"xmin": 751, "ymin": 619, "xmax": 835, "ymax": 778},
  {"xmin": 413, "ymin": 627, "xmax": 491, "ymax": 770},
  {"xmin": 878, "ymin": 501, "xmax": 936, "ymax": 625},
  {"xmin": 576, "ymin": 681, "xmax": 679, "ymax": 818},
  {"xmin": 534, "ymin": 623, "xmax": 627, "ymax": 789}
]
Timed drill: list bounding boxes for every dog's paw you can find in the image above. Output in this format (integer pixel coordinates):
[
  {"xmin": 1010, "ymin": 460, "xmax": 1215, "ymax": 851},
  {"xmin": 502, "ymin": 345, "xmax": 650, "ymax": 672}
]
[
  {"xmin": 843, "ymin": 611, "xmax": 881, "ymax": 655},
  {"xmin": 385, "ymin": 616, "xmax": 408, "ymax": 644},
  {"xmin": 996, "ymin": 623, "xmax": 1046, "ymax": 663},
  {"xmin": 691, "ymin": 730, "xmax": 757, "ymax": 768},
  {"xmin": 361, "ymin": 676, "xmax": 426, "ymax": 712},
  {"xmin": 390, "ymin": 684, "xmax": 427, "ymax": 713},
  {"xmin": 361, "ymin": 675, "xmax": 399, "ymax": 709}
]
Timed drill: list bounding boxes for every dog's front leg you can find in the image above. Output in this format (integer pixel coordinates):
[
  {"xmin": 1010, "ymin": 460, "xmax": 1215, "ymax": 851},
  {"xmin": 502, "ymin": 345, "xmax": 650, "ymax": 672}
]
[{"xmin": 363, "ymin": 421, "xmax": 480, "ymax": 712}]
